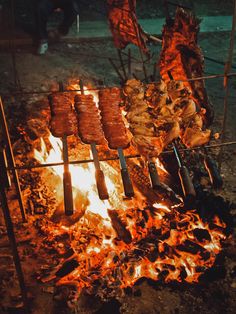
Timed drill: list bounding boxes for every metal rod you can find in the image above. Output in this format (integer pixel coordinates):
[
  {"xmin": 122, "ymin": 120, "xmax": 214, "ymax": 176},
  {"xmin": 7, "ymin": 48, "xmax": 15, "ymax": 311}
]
[
  {"xmin": 90, "ymin": 143, "xmax": 101, "ymax": 170},
  {"xmin": 117, "ymin": 49, "xmax": 127, "ymax": 80},
  {"xmin": 172, "ymin": 142, "xmax": 196, "ymax": 206},
  {"xmin": 117, "ymin": 147, "xmax": 134, "ymax": 197},
  {"xmin": 128, "ymin": 48, "xmax": 132, "ymax": 78},
  {"xmin": 0, "ymin": 97, "xmax": 26, "ymax": 222},
  {"xmin": 91, "ymin": 143, "xmax": 109, "ymax": 200},
  {"xmin": 173, "ymin": 144, "xmax": 182, "ymax": 167},
  {"xmin": 9, "ymin": 0, "xmax": 22, "ymax": 91},
  {"xmin": 62, "ymin": 136, "xmax": 69, "ymax": 171},
  {"xmin": 202, "ymin": 147, "xmax": 223, "ymax": 189},
  {"xmin": 109, "ymin": 58, "xmax": 125, "ymax": 83},
  {"xmin": 147, "ymin": 159, "xmax": 161, "ymax": 189},
  {"xmin": 181, "ymin": 72, "xmax": 236, "ymax": 82},
  {"xmin": 218, "ymin": 0, "xmax": 236, "ymax": 170},
  {"xmin": 2, "ymin": 72, "xmax": 236, "ymax": 97},
  {"xmin": 0, "ymin": 185, "xmax": 29, "ymax": 313},
  {"xmin": 152, "ymin": 60, "xmax": 158, "ymax": 81},
  {"xmin": 127, "ymin": 0, "xmax": 148, "ymax": 82},
  {"xmin": 0, "ymin": 147, "xmax": 11, "ymax": 188},
  {"xmin": 6, "ymin": 141, "xmax": 236, "ymax": 171},
  {"xmin": 62, "ymin": 136, "xmax": 74, "ymax": 216}
]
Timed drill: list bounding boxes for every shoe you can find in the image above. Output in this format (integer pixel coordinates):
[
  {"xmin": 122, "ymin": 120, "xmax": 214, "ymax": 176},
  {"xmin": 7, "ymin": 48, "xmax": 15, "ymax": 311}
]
[{"xmin": 37, "ymin": 41, "xmax": 48, "ymax": 55}]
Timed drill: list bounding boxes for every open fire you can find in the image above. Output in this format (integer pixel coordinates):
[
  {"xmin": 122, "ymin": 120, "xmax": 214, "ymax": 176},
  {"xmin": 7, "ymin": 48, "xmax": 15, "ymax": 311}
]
[{"xmin": 32, "ymin": 87, "xmax": 227, "ymax": 300}]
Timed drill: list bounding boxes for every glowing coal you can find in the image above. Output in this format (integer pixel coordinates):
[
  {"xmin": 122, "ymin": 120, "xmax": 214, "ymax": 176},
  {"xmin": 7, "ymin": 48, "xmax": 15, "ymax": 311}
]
[{"xmin": 33, "ymin": 130, "xmax": 227, "ymax": 298}]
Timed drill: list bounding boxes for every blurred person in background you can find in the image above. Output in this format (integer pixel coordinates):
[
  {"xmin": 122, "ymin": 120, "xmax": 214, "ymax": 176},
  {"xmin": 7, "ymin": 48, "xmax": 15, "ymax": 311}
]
[{"xmin": 35, "ymin": 0, "xmax": 79, "ymax": 54}]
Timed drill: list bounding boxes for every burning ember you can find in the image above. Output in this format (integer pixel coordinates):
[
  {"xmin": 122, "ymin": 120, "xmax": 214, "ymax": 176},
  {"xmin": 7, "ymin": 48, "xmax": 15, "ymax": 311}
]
[{"xmin": 33, "ymin": 116, "xmax": 227, "ymax": 300}]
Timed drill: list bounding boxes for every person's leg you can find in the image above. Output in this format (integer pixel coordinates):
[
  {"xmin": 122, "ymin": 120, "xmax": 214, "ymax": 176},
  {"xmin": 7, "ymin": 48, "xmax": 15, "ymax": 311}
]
[
  {"xmin": 57, "ymin": 0, "xmax": 79, "ymax": 35},
  {"xmin": 35, "ymin": 0, "xmax": 56, "ymax": 40}
]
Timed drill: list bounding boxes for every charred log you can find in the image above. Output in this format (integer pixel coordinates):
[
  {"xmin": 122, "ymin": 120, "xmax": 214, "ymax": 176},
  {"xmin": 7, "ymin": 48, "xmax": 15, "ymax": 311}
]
[
  {"xmin": 55, "ymin": 258, "xmax": 79, "ymax": 278},
  {"xmin": 108, "ymin": 209, "xmax": 132, "ymax": 244}
]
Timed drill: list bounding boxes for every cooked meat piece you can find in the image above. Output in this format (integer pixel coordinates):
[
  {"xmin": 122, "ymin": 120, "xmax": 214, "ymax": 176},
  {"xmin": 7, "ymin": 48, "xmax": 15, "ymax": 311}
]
[
  {"xmin": 49, "ymin": 93, "xmax": 73, "ymax": 115},
  {"xmin": 130, "ymin": 124, "xmax": 155, "ymax": 136},
  {"xmin": 106, "ymin": 135, "xmax": 130, "ymax": 150},
  {"xmin": 125, "ymin": 102, "xmax": 149, "ymax": 119},
  {"xmin": 159, "ymin": 8, "xmax": 214, "ymax": 124},
  {"xmin": 146, "ymin": 80, "xmax": 167, "ymax": 98},
  {"xmin": 132, "ymin": 135, "xmax": 164, "ymax": 158},
  {"xmin": 171, "ymin": 98, "xmax": 197, "ymax": 120},
  {"xmin": 50, "ymin": 112, "xmax": 78, "ymax": 138},
  {"xmin": 107, "ymin": 0, "xmax": 149, "ymax": 54},
  {"xmin": 162, "ymin": 121, "xmax": 181, "ymax": 147},
  {"xmin": 180, "ymin": 99, "xmax": 196, "ymax": 120},
  {"xmin": 167, "ymin": 82, "xmax": 190, "ymax": 101},
  {"xmin": 127, "ymin": 112, "xmax": 152, "ymax": 124},
  {"xmin": 74, "ymin": 94, "xmax": 105, "ymax": 145},
  {"xmin": 98, "ymin": 87, "xmax": 130, "ymax": 149},
  {"xmin": 123, "ymin": 75, "xmax": 212, "ymax": 159},
  {"xmin": 181, "ymin": 127, "xmax": 211, "ymax": 147}
]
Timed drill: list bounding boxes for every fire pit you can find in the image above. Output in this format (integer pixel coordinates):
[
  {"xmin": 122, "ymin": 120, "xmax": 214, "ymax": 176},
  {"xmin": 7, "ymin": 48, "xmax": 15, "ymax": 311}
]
[
  {"xmin": 0, "ymin": 80, "xmax": 233, "ymax": 313},
  {"xmin": 0, "ymin": 3, "xmax": 235, "ymax": 313}
]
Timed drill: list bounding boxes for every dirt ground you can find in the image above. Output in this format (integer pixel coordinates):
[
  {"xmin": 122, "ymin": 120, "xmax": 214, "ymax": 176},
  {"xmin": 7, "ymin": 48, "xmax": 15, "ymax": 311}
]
[{"xmin": 0, "ymin": 4, "xmax": 236, "ymax": 314}]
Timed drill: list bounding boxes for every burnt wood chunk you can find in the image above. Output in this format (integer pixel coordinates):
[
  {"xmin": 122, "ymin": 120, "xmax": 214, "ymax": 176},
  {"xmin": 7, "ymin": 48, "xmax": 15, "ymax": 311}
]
[
  {"xmin": 176, "ymin": 239, "xmax": 206, "ymax": 255},
  {"xmin": 55, "ymin": 258, "xmax": 79, "ymax": 278},
  {"xmin": 108, "ymin": 210, "xmax": 132, "ymax": 244},
  {"xmin": 193, "ymin": 228, "xmax": 211, "ymax": 242}
]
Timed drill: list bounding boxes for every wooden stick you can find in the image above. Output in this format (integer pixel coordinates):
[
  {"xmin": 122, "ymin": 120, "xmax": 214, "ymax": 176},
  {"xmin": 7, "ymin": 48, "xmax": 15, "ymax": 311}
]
[{"xmin": 0, "ymin": 97, "xmax": 26, "ymax": 222}]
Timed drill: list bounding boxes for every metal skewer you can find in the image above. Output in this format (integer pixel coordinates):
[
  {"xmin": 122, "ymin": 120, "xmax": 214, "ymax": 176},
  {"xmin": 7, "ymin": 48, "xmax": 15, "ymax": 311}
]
[
  {"xmin": 117, "ymin": 147, "xmax": 134, "ymax": 197},
  {"xmin": 61, "ymin": 134, "xmax": 74, "ymax": 216},
  {"xmin": 79, "ymin": 80, "xmax": 109, "ymax": 200},
  {"xmin": 0, "ymin": 145, "xmax": 11, "ymax": 188},
  {"xmin": 147, "ymin": 158, "xmax": 161, "ymax": 189},
  {"xmin": 0, "ymin": 146, "xmax": 29, "ymax": 313},
  {"xmin": 0, "ymin": 97, "xmax": 26, "ymax": 222},
  {"xmin": 173, "ymin": 142, "xmax": 196, "ymax": 206},
  {"xmin": 202, "ymin": 147, "xmax": 223, "ymax": 189}
]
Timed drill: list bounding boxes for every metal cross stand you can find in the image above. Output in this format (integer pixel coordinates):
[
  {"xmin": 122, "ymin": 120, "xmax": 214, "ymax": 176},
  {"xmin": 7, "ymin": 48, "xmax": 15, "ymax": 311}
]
[
  {"xmin": 0, "ymin": 98, "xmax": 29, "ymax": 312},
  {"xmin": 0, "ymin": 98, "xmax": 26, "ymax": 222}
]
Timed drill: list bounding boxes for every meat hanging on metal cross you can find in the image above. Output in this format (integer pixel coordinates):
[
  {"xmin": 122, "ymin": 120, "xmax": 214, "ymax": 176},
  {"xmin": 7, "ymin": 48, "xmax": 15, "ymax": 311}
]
[
  {"xmin": 159, "ymin": 8, "xmax": 214, "ymax": 125},
  {"xmin": 107, "ymin": 0, "xmax": 149, "ymax": 54}
]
